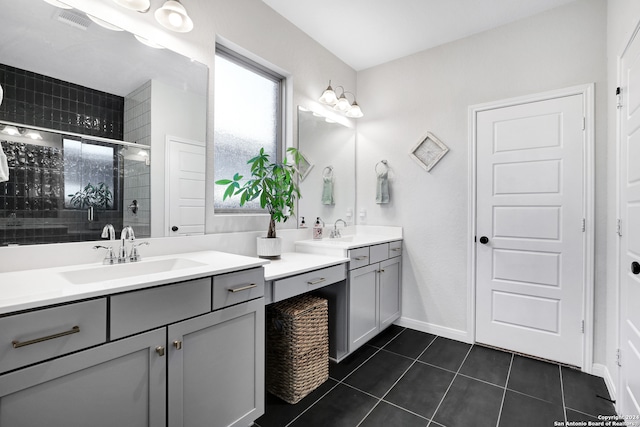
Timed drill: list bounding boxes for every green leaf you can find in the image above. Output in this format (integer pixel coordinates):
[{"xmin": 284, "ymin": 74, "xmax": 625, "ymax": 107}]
[{"xmin": 215, "ymin": 179, "xmax": 232, "ymax": 185}]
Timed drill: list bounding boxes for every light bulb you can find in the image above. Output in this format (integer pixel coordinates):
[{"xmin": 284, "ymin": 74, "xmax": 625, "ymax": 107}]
[
  {"xmin": 168, "ymin": 11, "xmax": 183, "ymax": 27},
  {"xmin": 333, "ymin": 95, "xmax": 350, "ymax": 112}
]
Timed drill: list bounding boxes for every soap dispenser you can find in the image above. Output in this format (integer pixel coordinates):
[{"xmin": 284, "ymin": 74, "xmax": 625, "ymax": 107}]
[
  {"xmin": 313, "ymin": 217, "xmax": 324, "ymax": 240},
  {"xmin": 299, "ymin": 216, "xmax": 306, "ymax": 228}
]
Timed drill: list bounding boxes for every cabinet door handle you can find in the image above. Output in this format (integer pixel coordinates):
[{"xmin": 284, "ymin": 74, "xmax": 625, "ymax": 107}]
[
  {"xmin": 307, "ymin": 278, "xmax": 326, "ymax": 285},
  {"xmin": 228, "ymin": 283, "xmax": 257, "ymax": 293},
  {"xmin": 354, "ymin": 256, "xmax": 368, "ymax": 261},
  {"xmin": 12, "ymin": 326, "xmax": 80, "ymax": 349},
  {"xmin": 173, "ymin": 340, "xmax": 183, "ymax": 350},
  {"xmin": 155, "ymin": 346, "xmax": 165, "ymax": 357}
]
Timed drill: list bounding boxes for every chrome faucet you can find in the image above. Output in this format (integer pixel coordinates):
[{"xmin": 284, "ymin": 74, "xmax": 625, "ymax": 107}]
[
  {"xmin": 118, "ymin": 226, "xmax": 136, "ymax": 263},
  {"xmin": 95, "ymin": 224, "xmax": 117, "ymax": 264},
  {"xmin": 330, "ymin": 219, "xmax": 348, "ymax": 238},
  {"xmin": 101, "ymin": 224, "xmax": 116, "ymax": 240}
]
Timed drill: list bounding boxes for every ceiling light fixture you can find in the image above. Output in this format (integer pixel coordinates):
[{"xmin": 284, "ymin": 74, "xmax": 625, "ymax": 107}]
[
  {"xmin": 154, "ymin": 0, "xmax": 194, "ymax": 33},
  {"xmin": 23, "ymin": 129, "xmax": 43, "ymax": 140},
  {"xmin": 1, "ymin": 125, "xmax": 20, "ymax": 136},
  {"xmin": 112, "ymin": 0, "xmax": 150, "ymax": 13},
  {"xmin": 318, "ymin": 80, "xmax": 364, "ymax": 118}
]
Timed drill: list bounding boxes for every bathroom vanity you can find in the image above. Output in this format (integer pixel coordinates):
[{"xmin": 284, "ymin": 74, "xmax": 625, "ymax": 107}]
[
  {"xmin": 0, "ymin": 251, "xmax": 268, "ymax": 427},
  {"xmin": 0, "ymin": 228, "xmax": 402, "ymax": 426}
]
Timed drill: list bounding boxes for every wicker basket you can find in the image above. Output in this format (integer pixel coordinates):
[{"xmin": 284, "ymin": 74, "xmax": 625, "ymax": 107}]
[{"xmin": 266, "ymin": 295, "xmax": 329, "ymax": 404}]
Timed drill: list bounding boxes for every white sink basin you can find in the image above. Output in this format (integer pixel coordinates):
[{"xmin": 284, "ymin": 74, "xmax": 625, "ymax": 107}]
[{"xmin": 60, "ymin": 258, "xmax": 207, "ymax": 285}]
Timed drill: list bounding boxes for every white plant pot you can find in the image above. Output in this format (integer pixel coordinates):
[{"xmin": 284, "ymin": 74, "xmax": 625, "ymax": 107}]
[{"xmin": 256, "ymin": 237, "xmax": 282, "ymax": 259}]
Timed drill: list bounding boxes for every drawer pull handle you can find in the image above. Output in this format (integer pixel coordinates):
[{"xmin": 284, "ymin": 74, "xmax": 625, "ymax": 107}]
[
  {"xmin": 354, "ymin": 256, "xmax": 368, "ymax": 261},
  {"xmin": 228, "ymin": 283, "xmax": 257, "ymax": 293},
  {"xmin": 12, "ymin": 326, "xmax": 80, "ymax": 349},
  {"xmin": 391, "ymin": 248, "xmax": 401, "ymax": 252},
  {"xmin": 307, "ymin": 278, "xmax": 326, "ymax": 285},
  {"xmin": 378, "ymin": 269, "xmax": 386, "ymax": 273}
]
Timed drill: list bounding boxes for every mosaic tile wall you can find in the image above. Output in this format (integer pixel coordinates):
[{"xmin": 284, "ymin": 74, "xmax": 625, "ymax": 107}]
[
  {"xmin": 0, "ymin": 139, "xmax": 124, "ymax": 246},
  {"xmin": 0, "ymin": 64, "xmax": 124, "ymax": 140}
]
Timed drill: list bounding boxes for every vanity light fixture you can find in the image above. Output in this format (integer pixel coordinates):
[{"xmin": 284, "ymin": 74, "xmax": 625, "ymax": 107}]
[
  {"xmin": 112, "ymin": 0, "xmax": 151, "ymax": 13},
  {"xmin": 23, "ymin": 129, "xmax": 43, "ymax": 140},
  {"xmin": 154, "ymin": 0, "xmax": 194, "ymax": 33},
  {"xmin": 318, "ymin": 80, "xmax": 364, "ymax": 118}
]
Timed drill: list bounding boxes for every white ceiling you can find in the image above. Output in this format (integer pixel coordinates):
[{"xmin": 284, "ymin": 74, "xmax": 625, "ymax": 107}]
[{"xmin": 261, "ymin": 0, "xmax": 578, "ymax": 71}]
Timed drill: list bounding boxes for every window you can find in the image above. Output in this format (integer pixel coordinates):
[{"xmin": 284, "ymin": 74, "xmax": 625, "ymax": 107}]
[
  {"xmin": 213, "ymin": 44, "xmax": 284, "ymax": 212},
  {"xmin": 63, "ymin": 138, "xmax": 118, "ymax": 210}
]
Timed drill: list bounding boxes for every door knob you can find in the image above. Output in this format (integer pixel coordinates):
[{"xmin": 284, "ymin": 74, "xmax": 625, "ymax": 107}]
[
  {"xmin": 171, "ymin": 226, "xmax": 179, "ymax": 232},
  {"xmin": 479, "ymin": 236, "xmax": 489, "ymax": 244},
  {"xmin": 632, "ymin": 261, "xmax": 640, "ymax": 275}
]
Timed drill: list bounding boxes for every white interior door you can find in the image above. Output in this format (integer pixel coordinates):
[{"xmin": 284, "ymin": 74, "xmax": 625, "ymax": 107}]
[
  {"xmin": 166, "ymin": 138, "xmax": 205, "ymax": 236},
  {"xmin": 475, "ymin": 93, "xmax": 586, "ymax": 367},
  {"xmin": 618, "ymin": 26, "xmax": 640, "ymax": 417}
]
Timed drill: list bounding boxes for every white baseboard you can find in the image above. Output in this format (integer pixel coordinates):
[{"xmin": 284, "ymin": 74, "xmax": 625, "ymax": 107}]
[
  {"xmin": 396, "ymin": 316, "xmax": 473, "ymax": 344},
  {"xmin": 592, "ymin": 363, "xmax": 617, "ymax": 406}
]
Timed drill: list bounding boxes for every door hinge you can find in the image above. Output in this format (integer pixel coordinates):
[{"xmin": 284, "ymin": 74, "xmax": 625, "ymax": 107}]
[
  {"xmin": 582, "ymin": 117, "xmax": 586, "ymax": 131},
  {"xmin": 616, "ymin": 348, "xmax": 622, "ymax": 367},
  {"xmin": 616, "ymin": 87, "xmax": 623, "ymax": 109},
  {"xmin": 617, "ymin": 219, "xmax": 622, "ymax": 237},
  {"xmin": 582, "ymin": 218, "xmax": 586, "ymax": 232},
  {"xmin": 581, "ymin": 320, "xmax": 585, "ymax": 333}
]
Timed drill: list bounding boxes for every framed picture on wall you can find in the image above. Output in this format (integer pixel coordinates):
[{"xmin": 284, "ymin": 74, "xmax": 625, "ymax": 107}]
[
  {"xmin": 296, "ymin": 151, "xmax": 314, "ymax": 181},
  {"xmin": 409, "ymin": 131, "xmax": 449, "ymax": 172}
]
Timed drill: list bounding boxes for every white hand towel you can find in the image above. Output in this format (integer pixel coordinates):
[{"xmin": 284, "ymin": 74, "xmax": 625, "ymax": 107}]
[{"xmin": 0, "ymin": 143, "xmax": 9, "ymax": 183}]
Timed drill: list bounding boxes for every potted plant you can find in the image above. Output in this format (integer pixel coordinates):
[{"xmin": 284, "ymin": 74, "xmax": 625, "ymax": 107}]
[
  {"xmin": 215, "ymin": 147, "xmax": 302, "ymax": 258},
  {"xmin": 68, "ymin": 182, "xmax": 113, "ymax": 223}
]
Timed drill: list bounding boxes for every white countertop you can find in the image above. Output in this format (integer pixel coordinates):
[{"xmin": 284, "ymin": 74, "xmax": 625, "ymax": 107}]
[
  {"xmin": 295, "ymin": 234, "xmax": 401, "ymax": 251},
  {"xmin": 0, "ymin": 251, "xmax": 268, "ymax": 315},
  {"xmin": 263, "ymin": 252, "xmax": 349, "ymax": 281}
]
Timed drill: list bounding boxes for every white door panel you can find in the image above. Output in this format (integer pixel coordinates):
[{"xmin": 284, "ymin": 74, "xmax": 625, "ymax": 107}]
[
  {"xmin": 167, "ymin": 139, "xmax": 205, "ymax": 236},
  {"xmin": 476, "ymin": 93, "xmax": 585, "ymax": 367},
  {"xmin": 619, "ymin": 25, "xmax": 640, "ymax": 417}
]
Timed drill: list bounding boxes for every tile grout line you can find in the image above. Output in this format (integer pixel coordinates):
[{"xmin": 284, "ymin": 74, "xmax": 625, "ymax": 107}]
[
  {"xmin": 427, "ymin": 342, "xmax": 475, "ymax": 427},
  {"xmin": 282, "ymin": 380, "xmax": 341, "ymax": 427},
  {"xmin": 354, "ymin": 334, "xmax": 438, "ymax": 427},
  {"xmin": 559, "ymin": 365, "xmax": 568, "ymax": 424},
  {"xmin": 495, "ymin": 353, "xmax": 514, "ymax": 427}
]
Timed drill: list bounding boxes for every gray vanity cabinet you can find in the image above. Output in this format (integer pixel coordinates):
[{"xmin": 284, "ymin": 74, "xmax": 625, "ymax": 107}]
[
  {"xmin": 348, "ymin": 241, "xmax": 402, "ymax": 353},
  {"xmin": 0, "ymin": 266, "xmax": 266, "ymax": 427},
  {"xmin": 167, "ymin": 298, "xmax": 265, "ymax": 427},
  {"xmin": 0, "ymin": 328, "xmax": 167, "ymax": 427}
]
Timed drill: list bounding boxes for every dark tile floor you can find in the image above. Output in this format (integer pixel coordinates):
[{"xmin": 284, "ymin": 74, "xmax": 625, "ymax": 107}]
[{"xmin": 254, "ymin": 326, "xmax": 617, "ymax": 427}]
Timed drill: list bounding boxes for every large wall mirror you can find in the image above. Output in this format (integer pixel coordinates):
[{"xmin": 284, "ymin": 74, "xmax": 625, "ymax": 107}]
[
  {"xmin": 297, "ymin": 107, "xmax": 355, "ymax": 229},
  {"xmin": 0, "ymin": 0, "xmax": 207, "ymax": 246}
]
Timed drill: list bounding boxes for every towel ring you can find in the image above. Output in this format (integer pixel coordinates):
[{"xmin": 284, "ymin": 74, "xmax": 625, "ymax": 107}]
[
  {"xmin": 375, "ymin": 160, "xmax": 389, "ymax": 175},
  {"xmin": 323, "ymin": 166, "xmax": 333, "ymax": 179}
]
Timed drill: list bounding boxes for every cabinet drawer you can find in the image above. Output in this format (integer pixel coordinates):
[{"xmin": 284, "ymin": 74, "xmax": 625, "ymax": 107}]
[
  {"xmin": 349, "ymin": 247, "xmax": 370, "ymax": 269},
  {"xmin": 213, "ymin": 267, "xmax": 265, "ymax": 310},
  {"xmin": 273, "ymin": 264, "xmax": 346, "ymax": 303},
  {"xmin": 370, "ymin": 243, "xmax": 390, "ymax": 264},
  {"xmin": 0, "ymin": 299, "xmax": 107, "ymax": 373},
  {"xmin": 110, "ymin": 277, "xmax": 211, "ymax": 339},
  {"xmin": 389, "ymin": 240, "xmax": 402, "ymax": 258}
]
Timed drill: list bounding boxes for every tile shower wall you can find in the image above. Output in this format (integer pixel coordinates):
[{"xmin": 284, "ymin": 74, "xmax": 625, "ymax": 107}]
[
  {"xmin": 123, "ymin": 82, "xmax": 152, "ymax": 238},
  {"xmin": 0, "ymin": 64, "xmax": 124, "ymax": 140},
  {"xmin": 0, "ymin": 139, "xmax": 124, "ymax": 245}
]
